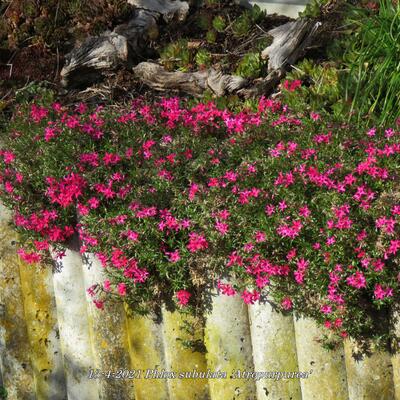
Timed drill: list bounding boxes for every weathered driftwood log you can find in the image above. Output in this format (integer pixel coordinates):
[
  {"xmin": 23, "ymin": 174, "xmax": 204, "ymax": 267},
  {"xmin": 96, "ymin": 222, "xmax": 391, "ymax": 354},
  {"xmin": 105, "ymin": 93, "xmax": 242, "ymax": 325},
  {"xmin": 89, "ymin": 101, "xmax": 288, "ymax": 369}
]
[
  {"xmin": 261, "ymin": 18, "xmax": 321, "ymax": 72},
  {"xmin": 133, "ymin": 62, "xmax": 247, "ymax": 96},
  {"xmin": 61, "ymin": 33, "xmax": 129, "ymax": 88},
  {"xmin": 239, "ymin": 18, "xmax": 321, "ymax": 97},
  {"xmin": 133, "ymin": 17, "xmax": 321, "ymax": 98},
  {"xmin": 61, "ymin": 0, "xmax": 189, "ymax": 87},
  {"xmin": 237, "ymin": 70, "xmax": 281, "ymax": 98}
]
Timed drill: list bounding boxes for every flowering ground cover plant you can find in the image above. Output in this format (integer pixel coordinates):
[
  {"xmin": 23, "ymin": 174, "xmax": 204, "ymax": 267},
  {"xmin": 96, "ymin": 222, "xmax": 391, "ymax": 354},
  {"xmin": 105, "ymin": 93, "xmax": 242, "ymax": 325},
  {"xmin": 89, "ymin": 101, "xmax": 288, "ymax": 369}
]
[{"xmin": 0, "ymin": 89, "xmax": 399, "ymax": 349}]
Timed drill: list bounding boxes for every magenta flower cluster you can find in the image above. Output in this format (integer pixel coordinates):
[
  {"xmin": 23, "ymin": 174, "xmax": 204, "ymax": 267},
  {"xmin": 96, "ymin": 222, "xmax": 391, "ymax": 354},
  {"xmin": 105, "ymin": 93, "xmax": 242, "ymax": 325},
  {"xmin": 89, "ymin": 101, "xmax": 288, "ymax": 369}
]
[{"xmin": 1, "ymin": 92, "xmax": 399, "ymax": 345}]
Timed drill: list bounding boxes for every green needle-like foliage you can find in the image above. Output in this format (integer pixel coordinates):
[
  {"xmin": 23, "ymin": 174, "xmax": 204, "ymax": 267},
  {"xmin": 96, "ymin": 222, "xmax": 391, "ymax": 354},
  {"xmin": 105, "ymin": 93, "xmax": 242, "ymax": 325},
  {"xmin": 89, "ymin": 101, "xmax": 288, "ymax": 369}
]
[{"xmin": 342, "ymin": 0, "xmax": 400, "ymax": 125}]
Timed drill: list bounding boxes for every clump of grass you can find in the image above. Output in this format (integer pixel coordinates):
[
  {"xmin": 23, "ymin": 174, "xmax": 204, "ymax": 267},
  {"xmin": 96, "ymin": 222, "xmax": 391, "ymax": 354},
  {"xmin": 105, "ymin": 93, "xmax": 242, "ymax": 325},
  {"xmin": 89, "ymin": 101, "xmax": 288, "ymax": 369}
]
[{"xmin": 342, "ymin": 0, "xmax": 400, "ymax": 125}]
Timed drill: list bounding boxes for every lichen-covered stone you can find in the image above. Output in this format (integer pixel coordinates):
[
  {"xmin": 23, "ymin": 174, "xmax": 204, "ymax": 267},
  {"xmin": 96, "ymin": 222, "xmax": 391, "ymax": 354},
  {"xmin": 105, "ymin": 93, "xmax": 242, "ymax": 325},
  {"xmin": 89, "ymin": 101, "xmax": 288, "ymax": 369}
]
[
  {"xmin": 126, "ymin": 310, "xmax": 169, "ymax": 400},
  {"xmin": 204, "ymin": 291, "xmax": 257, "ymax": 400},
  {"xmin": 294, "ymin": 316, "xmax": 348, "ymax": 400},
  {"xmin": 344, "ymin": 339, "xmax": 394, "ymax": 400},
  {"xmin": 19, "ymin": 260, "xmax": 67, "ymax": 400},
  {"xmin": 82, "ymin": 253, "xmax": 135, "ymax": 399},
  {"xmin": 51, "ymin": 241, "xmax": 99, "ymax": 399},
  {"xmin": 0, "ymin": 204, "xmax": 35, "ymax": 399},
  {"xmin": 248, "ymin": 302, "xmax": 301, "ymax": 400},
  {"xmin": 393, "ymin": 310, "xmax": 400, "ymax": 400},
  {"xmin": 162, "ymin": 307, "xmax": 210, "ymax": 399}
]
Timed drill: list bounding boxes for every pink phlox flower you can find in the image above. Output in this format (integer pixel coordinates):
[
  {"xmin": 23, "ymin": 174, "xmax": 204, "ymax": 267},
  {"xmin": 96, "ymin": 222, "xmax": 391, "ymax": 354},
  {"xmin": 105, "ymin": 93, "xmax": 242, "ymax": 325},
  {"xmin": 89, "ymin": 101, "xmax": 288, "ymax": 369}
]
[
  {"xmin": 265, "ymin": 204, "xmax": 275, "ymax": 216},
  {"xmin": 46, "ymin": 173, "xmax": 86, "ymax": 208},
  {"xmin": 310, "ymin": 112, "xmax": 320, "ymax": 121},
  {"xmin": 276, "ymin": 219, "xmax": 303, "ymax": 239},
  {"xmin": 217, "ymin": 209, "xmax": 230, "ymax": 220},
  {"xmin": 391, "ymin": 205, "xmax": 400, "ymax": 215},
  {"xmin": 294, "ymin": 258, "xmax": 309, "ymax": 284},
  {"xmin": 255, "ymin": 275, "xmax": 269, "ymax": 288},
  {"xmin": 373, "ymin": 259, "xmax": 384, "ymax": 272},
  {"xmin": 326, "ymin": 236, "xmax": 336, "ymax": 246},
  {"xmin": 44, "ymin": 126, "xmax": 58, "ymax": 142},
  {"xmin": 79, "ymin": 152, "xmax": 99, "ymax": 167},
  {"xmin": 109, "ymin": 214, "xmax": 128, "ymax": 225},
  {"xmin": 65, "ymin": 115, "xmax": 80, "ymax": 129},
  {"xmin": 215, "ymin": 221, "xmax": 229, "ymax": 236},
  {"xmin": 187, "ymin": 232, "xmax": 208, "ymax": 253},
  {"xmin": 366, "ymin": 128, "xmax": 376, "ymax": 137},
  {"xmin": 346, "ymin": 271, "xmax": 367, "ymax": 289},
  {"xmin": 136, "ymin": 207, "xmax": 157, "ymax": 218},
  {"xmin": 117, "ymin": 283, "xmax": 127, "ymax": 296},
  {"xmin": 87, "ymin": 197, "xmax": 100, "ymax": 209},
  {"xmin": 96, "ymin": 253, "xmax": 108, "ymax": 267},
  {"xmin": 278, "ymin": 200, "xmax": 288, "ymax": 211},
  {"xmin": 224, "ymin": 171, "xmax": 238, "ymax": 182},
  {"xmin": 283, "ymin": 79, "xmax": 302, "ymax": 92},
  {"xmin": 386, "ymin": 240, "xmax": 400, "ymax": 256},
  {"xmin": 176, "ymin": 290, "xmax": 191, "ymax": 306},
  {"xmin": 17, "ymin": 248, "xmax": 42, "ymax": 264},
  {"xmin": 208, "ymin": 177, "xmax": 220, "ymax": 188},
  {"xmin": 124, "ymin": 262, "xmax": 149, "ymax": 283},
  {"xmin": 286, "ymin": 248, "xmax": 297, "ymax": 260},
  {"xmin": 111, "ymin": 248, "xmax": 129, "ymax": 269},
  {"xmin": 374, "ymin": 284, "xmax": 393, "ymax": 300},
  {"xmin": 281, "ymin": 297, "xmax": 293, "ymax": 310},
  {"xmin": 227, "ymin": 252, "xmax": 243, "ymax": 267},
  {"xmin": 274, "ymin": 171, "xmax": 295, "ymax": 187},
  {"xmin": 188, "ymin": 183, "xmax": 199, "ymax": 200},
  {"xmin": 93, "ymin": 300, "xmax": 104, "ymax": 310},
  {"xmin": 217, "ymin": 281, "xmax": 237, "ymax": 296},
  {"xmin": 103, "ymin": 279, "xmax": 111, "ymax": 292},
  {"xmin": 77, "ymin": 203, "xmax": 90, "ymax": 216},
  {"xmin": 247, "ymin": 163, "xmax": 257, "ymax": 173},
  {"xmin": 329, "ymin": 272, "xmax": 341, "ymax": 286},
  {"xmin": 313, "ymin": 132, "xmax": 331, "ymax": 144},
  {"xmin": 243, "ymin": 242, "xmax": 254, "ymax": 253},
  {"xmin": 255, "ymin": 231, "xmax": 266, "ymax": 243},
  {"xmin": 123, "ymin": 230, "xmax": 139, "ymax": 242},
  {"xmin": 75, "ymin": 103, "xmax": 88, "ymax": 114},
  {"xmin": 158, "ymin": 169, "xmax": 174, "ymax": 181},
  {"xmin": 30, "ymin": 104, "xmax": 48, "ymax": 123},
  {"xmin": 86, "ymin": 284, "xmax": 97, "ymax": 297},
  {"xmin": 375, "ymin": 216, "xmax": 396, "ymax": 234},
  {"xmin": 241, "ymin": 289, "xmax": 260, "ymax": 305},
  {"xmin": 299, "ymin": 206, "xmax": 311, "ymax": 218},
  {"xmin": 167, "ymin": 250, "xmax": 180, "ymax": 263},
  {"xmin": 33, "ymin": 240, "xmax": 49, "ymax": 251},
  {"xmin": 286, "ymin": 141, "xmax": 298, "ymax": 155},
  {"xmin": 320, "ymin": 304, "xmax": 332, "ymax": 314}
]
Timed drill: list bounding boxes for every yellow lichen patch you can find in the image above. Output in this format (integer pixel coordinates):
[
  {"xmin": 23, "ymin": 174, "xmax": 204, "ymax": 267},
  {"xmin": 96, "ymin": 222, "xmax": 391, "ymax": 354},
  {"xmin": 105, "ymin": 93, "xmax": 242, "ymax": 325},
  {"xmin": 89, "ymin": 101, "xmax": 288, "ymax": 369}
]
[
  {"xmin": 125, "ymin": 306, "xmax": 169, "ymax": 400},
  {"xmin": 344, "ymin": 339, "xmax": 395, "ymax": 400},
  {"xmin": 0, "ymin": 205, "xmax": 35, "ymax": 399},
  {"xmin": 294, "ymin": 317, "xmax": 348, "ymax": 400},
  {"xmin": 392, "ymin": 311, "xmax": 400, "ymax": 400},
  {"xmin": 86, "ymin": 296, "xmax": 135, "ymax": 399},
  {"xmin": 248, "ymin": 302, "xmax": 301, "ymax": 400},
  {"xmin": 19, "ymin": 258, "xmax": 65, "ymax": 399},
  {"xmin": 162, "ymin": 308, "xmax": 210, "ymax": 400},
  {"xmin": 204, "ymin": 294, "xmax": 257, "ymax": 400},
  {"xmin": 204, "ymin": 322, "xmax": 256, "ymax": 400},
  {"xmin": 393, "ymin": 353, "xmax": 400, "ymax": 400}
]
